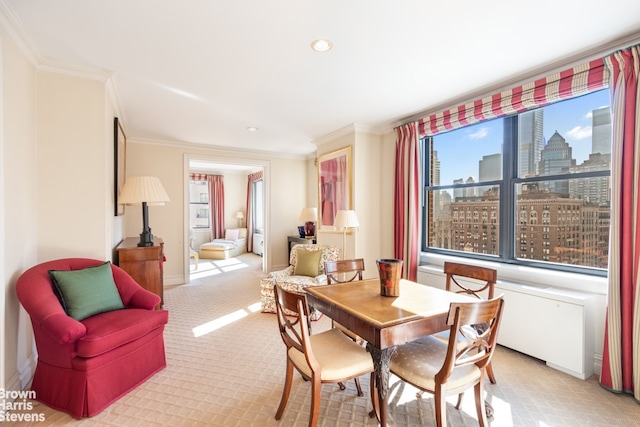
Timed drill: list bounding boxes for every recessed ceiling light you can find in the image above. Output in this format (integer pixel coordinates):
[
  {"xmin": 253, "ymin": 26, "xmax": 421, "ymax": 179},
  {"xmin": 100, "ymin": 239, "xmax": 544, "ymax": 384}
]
[
  {"xmin": 246, "ymin": 126, "xmax": 258, "ymax": 132},
  {"xmin": 311, "ymin": 39, "xmax": 333, "ymax": 52}
]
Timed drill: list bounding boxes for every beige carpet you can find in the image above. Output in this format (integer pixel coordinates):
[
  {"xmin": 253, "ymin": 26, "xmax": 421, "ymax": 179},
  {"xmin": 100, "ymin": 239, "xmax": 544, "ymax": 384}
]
[{"xmin": 15, "ymin": 253, "xmax": 640, "ymax": 426}]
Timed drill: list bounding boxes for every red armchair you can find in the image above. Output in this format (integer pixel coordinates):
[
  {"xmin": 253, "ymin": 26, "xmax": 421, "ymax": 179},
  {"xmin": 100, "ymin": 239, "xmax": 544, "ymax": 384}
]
[{"xmin": 16, "ymin": 258, "xmax": 169, "ymax": 419}]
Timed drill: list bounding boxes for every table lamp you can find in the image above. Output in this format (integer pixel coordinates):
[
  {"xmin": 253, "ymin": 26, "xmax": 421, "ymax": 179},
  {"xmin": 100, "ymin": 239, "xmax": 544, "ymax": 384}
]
[
  {"xmin": 235, "ymin": 211, "xmax": 245, "ymax": 227},
  {"xmin": 334, "ymin": 210, "xmax": 359, "ymax": 259},
  {"xmin": 299, "ymin": 207, "xmax": 317, "ymax": 237},
  {"xmin": 118, "ymin": 176, "xmax": 170, "ymax": 247}
]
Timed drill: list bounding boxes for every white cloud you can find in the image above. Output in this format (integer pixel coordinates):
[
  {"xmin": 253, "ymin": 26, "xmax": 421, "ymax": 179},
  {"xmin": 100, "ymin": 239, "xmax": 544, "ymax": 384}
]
[
  {"xmin": 566, "ymin": 125, "xmax": 592, "ymax": 140},
  {"xmin": 469, "ymin": 127, "xmax": 489, "ymax": 139}
]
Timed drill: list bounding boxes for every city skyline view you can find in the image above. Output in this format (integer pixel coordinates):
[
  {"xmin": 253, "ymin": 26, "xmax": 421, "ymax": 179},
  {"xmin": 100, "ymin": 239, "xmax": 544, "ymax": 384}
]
[{"xmin": 434, "ymin": 89, "xmax": 611, "ymax": 187}]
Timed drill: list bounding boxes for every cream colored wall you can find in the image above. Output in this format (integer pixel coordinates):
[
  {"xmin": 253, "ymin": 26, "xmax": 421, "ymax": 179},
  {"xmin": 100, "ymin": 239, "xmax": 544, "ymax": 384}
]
[
  {"xmin": 223, "ymin": 172, "xmax": 247, "ymax": 229},
  {"xmin": 353, "ymin": 131, "xmax": 386, "ymax": 279},
  {"xmin": 2, "ymin": 31, "xmax": 38, "ymax": 391},
  {"xmin": 126, "ymin": 142, "xmax": 309, "ymax": 281},
  {"xmin": 36, "ymin": 72, "xmax": 113, "ymax": 261}
]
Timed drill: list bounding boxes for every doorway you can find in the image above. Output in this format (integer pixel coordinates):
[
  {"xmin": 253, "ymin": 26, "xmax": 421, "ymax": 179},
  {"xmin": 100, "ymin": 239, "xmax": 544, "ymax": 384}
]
[{"xmin": 182, "ymin": 155, "xmax": 269, "ymax": 284}]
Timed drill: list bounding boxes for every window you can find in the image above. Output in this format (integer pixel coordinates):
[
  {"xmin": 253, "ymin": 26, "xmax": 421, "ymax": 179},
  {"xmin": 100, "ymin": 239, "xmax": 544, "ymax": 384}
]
[
  {"xmin": 423, "ymin": 89, "xmax": 610, "ymax": 274},
  {"xmin": 189, "ymin": 180, "xmax": 210, "ymax": 229},
  {"xmin": 252, "ymin": 179, "xmax": 264, "ymax": 232}
]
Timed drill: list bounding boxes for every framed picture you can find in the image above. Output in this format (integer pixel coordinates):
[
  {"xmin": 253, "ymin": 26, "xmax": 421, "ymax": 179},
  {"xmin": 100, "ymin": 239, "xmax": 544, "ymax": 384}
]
[
  {"xmin": 317, "ymin": 146, "xmax": 352, "ymax": 230},
  {"xmin": 114, "ymin": 117, "xmax": 126, "ymax": 216}
]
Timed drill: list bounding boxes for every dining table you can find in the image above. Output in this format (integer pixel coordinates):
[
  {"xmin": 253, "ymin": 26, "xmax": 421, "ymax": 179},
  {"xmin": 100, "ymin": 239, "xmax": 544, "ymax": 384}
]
[{"xmin": 305, "ymin": 277, "xmax": 477, "ymax": 426}]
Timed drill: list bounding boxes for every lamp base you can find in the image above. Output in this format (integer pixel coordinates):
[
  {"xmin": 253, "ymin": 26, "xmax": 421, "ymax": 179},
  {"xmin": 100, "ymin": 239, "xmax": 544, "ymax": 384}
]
[
  {"xmin": 304, "ymin": 221, "xmax": 315, "ymax": 237},
  {"xmin": 137, "ymin": 230, "xmax": 154, "ymax": 247}
]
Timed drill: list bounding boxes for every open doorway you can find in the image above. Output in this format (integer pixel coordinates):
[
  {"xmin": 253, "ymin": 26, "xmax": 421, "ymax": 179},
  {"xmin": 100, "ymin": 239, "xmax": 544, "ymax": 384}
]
[{"xmin": 182, "ymin": 156, "xmax": 269, "ymax": 284}]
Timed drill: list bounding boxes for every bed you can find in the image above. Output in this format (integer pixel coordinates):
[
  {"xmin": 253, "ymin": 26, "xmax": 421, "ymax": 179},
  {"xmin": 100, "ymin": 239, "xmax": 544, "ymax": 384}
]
[{"xmin": 199, "ymin": 228, "xmax": 248, "ymax": 260}]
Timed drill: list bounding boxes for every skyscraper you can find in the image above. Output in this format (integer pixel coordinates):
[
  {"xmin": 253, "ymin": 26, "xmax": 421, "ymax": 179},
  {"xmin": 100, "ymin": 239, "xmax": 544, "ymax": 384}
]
[
  {"xmin": 592, "ymin": 107, "xmax": 611, "ymax": 155},
  {"xmin": 519, "ymin": 109, "xmax": 544, "ymax": 176},
  {"xmin": 539, "ymin": 131, "xmax": 576, "ymax": 195}
]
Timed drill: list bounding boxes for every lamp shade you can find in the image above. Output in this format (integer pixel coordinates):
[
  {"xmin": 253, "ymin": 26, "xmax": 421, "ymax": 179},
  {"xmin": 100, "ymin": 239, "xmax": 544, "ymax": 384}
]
[
  {"xmin": 298, "ymin": 207, "xmax": 317, "ymax": 222},
  {"xmin": 235, "ymin": 211, "xmax": 245, "ymax": 219},
  {"xmin": 118, "ymin": 176, "xmax": 170, "ymax": 205},
  {"xmin": 334, "ymin": 210, "xmax": 359, "ymax": 229}
]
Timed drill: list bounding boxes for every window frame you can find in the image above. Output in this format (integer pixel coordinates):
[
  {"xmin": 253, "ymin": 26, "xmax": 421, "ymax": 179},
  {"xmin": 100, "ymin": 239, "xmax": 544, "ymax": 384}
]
[{"xmin": 422, "ymin": 100, "xmax": 610, "ymax": 278}]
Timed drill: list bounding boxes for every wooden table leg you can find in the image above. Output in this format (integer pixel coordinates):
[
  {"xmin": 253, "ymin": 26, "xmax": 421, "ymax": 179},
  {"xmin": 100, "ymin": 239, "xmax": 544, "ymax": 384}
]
[{"xmin": 366, "ymin": 343, "xmax": 397, "ymax": 426}]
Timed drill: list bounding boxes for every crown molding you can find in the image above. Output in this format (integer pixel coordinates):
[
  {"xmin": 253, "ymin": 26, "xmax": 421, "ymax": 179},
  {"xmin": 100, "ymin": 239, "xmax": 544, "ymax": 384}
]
[
  {"xmin": 0, "ymin": 0, "xmax": 39, "ymax": 66},
  {"xmin": 130, "ymin": 136, "xmax": 310, "ymax": 161},
  {"xmin": 0, "ymin": 0, "xmax": 112, "ymax": 82},
  {"xmin": 312, "ymin": 123, "xmax": 384, "ymax": 147}
]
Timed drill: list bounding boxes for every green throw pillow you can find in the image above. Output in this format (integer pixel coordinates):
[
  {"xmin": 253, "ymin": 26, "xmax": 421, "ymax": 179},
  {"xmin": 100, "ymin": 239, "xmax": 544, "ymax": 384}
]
[
  {"xmin": 49, "ymin": 261, "xmax": 125, "ymax": 321},
  {"xmin": 293, "ymin": 249, "xmax": 322, "ymax": 277}
]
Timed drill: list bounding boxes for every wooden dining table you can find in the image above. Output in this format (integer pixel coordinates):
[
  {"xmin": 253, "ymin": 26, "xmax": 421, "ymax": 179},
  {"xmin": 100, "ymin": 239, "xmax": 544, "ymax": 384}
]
[{"xmin": 306, "ymin": 277, "xmax": 476, "ymax": 426}]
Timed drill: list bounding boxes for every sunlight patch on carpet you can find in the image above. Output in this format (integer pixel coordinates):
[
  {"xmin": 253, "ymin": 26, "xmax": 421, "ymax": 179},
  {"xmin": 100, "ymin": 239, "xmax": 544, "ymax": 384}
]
[
  {"xmin": 190, "ymin": 258, "xmax": 249, "ymax": 280},
  {"xmin": 192, "ymin": 309, "xmax": 248, "ymax": 337}
]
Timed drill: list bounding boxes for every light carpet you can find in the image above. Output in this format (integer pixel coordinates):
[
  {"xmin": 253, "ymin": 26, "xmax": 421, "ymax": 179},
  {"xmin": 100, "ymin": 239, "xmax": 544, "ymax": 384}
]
[{"xmin": 15, "ymin": 253, "xmax": 640, "ymax": 426}]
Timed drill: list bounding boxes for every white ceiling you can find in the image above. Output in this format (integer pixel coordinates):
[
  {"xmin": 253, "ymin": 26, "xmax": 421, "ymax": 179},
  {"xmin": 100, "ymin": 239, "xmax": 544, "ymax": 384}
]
[{"xmin": 4, "ymin": 1, "xmax": 640, "ymax": 157}]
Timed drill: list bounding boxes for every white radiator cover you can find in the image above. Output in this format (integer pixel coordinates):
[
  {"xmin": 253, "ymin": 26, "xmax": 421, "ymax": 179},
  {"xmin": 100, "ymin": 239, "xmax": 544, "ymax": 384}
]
[
  {"xmin": 252, "ymin": 233, "xmax": 263, "ymax": 256},
  {"xmin": 417, "ymin": 268, "xmax": 596, "ymax": 379}
]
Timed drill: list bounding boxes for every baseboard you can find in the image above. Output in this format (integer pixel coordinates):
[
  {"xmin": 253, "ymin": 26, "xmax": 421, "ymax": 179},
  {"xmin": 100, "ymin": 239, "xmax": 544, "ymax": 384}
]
[
  {"xmin": 164, "ymin": 274, "xmax": 184, "ymax": 286},
  {"xmin": 7, "ymin": 354, "xmax": 36, "ymax": 393}
]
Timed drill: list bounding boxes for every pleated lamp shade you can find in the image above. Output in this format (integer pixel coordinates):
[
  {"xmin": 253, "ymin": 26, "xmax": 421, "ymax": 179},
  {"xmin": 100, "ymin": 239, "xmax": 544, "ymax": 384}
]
[
  {"xmin": 118, "ymin": 176, "xmax": 170, "ymax": 247},
  {"xmin": 118, "ymin": 176, "xmax": 170, "ymax": 206}
]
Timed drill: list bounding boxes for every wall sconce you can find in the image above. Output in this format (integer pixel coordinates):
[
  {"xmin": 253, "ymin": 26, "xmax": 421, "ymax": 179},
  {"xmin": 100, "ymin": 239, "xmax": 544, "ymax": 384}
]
[{"xmin": 118, "ymin": 176, "xmax": 170, "ymax": 247}]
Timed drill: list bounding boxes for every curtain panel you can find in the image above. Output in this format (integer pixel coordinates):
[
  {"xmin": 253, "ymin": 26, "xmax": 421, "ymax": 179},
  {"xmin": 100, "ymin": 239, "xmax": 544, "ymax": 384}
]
[
  {"xmin": 417, "ymin": 59, "xmax": 608, "ymax": 137},
  {"xmin": 394, "ymin": 122, "xmax": 421, "ymax": 281},
  {"xmin": 246, "ymin": 171, "xmax": 263, "ymax": 252},
  {"xmin": 190, "ymin": 173, "xmax": 225, "ymax": 241},
  {"xmin": 600, "ymin": 45, "xmax": 640, "ymax": 402}
]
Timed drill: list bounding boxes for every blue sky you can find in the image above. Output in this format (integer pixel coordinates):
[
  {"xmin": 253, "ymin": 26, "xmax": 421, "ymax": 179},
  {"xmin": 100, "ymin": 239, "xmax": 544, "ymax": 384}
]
[{"xmin": 434, "ymin": 89, "xmax": 610, "ymax": 186}]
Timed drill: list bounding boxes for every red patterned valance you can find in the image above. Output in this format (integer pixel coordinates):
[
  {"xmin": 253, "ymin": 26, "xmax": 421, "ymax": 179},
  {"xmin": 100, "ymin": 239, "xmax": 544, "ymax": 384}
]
[{"xmin": 417, "ymin": 58, "xmax": 608, "ymax": 137}]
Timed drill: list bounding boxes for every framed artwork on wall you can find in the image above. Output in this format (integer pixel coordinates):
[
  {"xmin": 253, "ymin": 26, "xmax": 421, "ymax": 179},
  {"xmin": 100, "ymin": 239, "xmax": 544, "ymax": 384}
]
[
  {"xmin": 317, "ymin": 146, "xmax": 352, "ymax": 231},
  {"xmin": 114, "ymin": 117, "xmax": 126, "ymax": 216}
]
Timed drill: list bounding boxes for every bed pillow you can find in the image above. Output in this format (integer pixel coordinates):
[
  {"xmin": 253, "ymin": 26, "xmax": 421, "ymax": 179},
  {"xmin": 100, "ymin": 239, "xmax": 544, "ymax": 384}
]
[
  {"xmin": 49, "ymin": 261, "xmax": 125, "ymax": 321},
  {"xmin": 293, "ymin": 250, "xmax": 322, "ymax": 277},
  {"xmin": 225, "ymin": 229, "xmax": 240, "ymax": 241}
]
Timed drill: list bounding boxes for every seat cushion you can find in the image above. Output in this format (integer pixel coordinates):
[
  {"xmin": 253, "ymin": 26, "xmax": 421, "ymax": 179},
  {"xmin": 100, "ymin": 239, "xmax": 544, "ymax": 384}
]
[
  {"xmin": 390, "ymin": 335, "xmax": 480, "ymax": 393},
  {"xmin": 77, "ymin": 308, "xmax": 168, "ymax": 358},
  {"xmin": 289, "ymin": 328, "xmax": 373, "ymax": 381}
]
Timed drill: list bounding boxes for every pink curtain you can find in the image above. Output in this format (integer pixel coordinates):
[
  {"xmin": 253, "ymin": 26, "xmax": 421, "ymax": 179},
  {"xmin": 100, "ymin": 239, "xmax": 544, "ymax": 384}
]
[
  {"xmin": 191, "ymin": 173, "xmax": 225, "ymax": 240},
  {"xmin": 394, "ymin": 122, "xmax": 421, "ymax": 281},
  {"xmin": 600, "ymin": 45, "xmax": 640, "ymax": 402},
  {"xmin": 246, "ymin": 171, "xmax": 263, "ymax": 252}
]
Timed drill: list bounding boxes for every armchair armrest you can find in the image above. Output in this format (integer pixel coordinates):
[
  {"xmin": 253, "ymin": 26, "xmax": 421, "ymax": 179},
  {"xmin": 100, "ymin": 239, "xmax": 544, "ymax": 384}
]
[
  {"xmin": 269, "ymin": 266, "xmax": 294, "ymax": 279},
  {"xmin": 127, "ymin": 288, "xmax": 161, "ymax": 310},
  {"xmin": 39, "ymin": 313, "xmax": 86, "ymax": 344}
]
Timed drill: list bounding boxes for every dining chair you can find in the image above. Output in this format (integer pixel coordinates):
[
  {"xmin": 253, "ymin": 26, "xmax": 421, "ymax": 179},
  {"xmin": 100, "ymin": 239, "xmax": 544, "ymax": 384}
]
[
  {"xmin": 390, "ymin": 296, "xmax": 505, "ymax": 427},
  {"xmin": 324, "ymin": 258, "xmax": 365, "ymax": 342},
  {"xmin": 273, "ymin": 285, "xmax": 374, "ymax": 427},
  {"xmin": 324, "ymin": 258, "xmax": 367, "ymax": 395},
  {"xmin": 437, "ymin": 261, "xmax": 498, "ymax": 384}
]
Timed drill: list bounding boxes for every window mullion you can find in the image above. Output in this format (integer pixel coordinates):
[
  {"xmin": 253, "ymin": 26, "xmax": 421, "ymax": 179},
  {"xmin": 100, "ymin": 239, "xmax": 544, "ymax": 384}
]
[{"xmin": 501, "ymin": 116, "xmax": 518, "ymax": 263}]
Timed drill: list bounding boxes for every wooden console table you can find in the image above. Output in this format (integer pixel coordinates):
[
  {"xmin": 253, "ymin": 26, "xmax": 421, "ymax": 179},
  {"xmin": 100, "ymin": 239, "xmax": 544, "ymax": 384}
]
[{"xmin": 116, "ymin": 237, "xmax": 164, "ymax": 309}]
